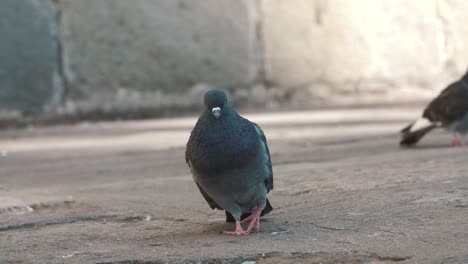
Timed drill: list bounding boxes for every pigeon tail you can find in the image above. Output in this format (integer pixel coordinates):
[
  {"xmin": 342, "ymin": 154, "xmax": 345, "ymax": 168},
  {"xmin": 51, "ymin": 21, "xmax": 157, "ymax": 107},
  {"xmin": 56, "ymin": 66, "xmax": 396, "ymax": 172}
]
[
  {"xmin": 261, "ymin": 198, "xmax": 273, "ymax": 216},
  {"xmin": 400, "ymin": 118, "xmax": 438, "ymax": 146},
  {"xmin": 225, "ymin": 198, "xmax": 273, "ymax": 222}
]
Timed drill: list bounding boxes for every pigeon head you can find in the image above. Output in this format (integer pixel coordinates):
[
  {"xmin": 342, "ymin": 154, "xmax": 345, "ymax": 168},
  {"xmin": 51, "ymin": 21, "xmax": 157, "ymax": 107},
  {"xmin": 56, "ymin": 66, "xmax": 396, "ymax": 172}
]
[{"xmin": 204, "ymin": 90, "xmax": 228, "ymax": 119}]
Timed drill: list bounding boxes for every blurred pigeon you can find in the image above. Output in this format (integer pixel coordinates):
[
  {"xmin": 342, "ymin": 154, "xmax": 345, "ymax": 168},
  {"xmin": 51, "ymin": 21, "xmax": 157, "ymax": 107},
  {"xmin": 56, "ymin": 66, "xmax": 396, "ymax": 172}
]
[
  {"xmin": 400, "ymin": 71, "xmax": 468, "ymax": 146},
  {"xmin": 186, "ymin": 89, "xmax": 273, "ymax": 236}
]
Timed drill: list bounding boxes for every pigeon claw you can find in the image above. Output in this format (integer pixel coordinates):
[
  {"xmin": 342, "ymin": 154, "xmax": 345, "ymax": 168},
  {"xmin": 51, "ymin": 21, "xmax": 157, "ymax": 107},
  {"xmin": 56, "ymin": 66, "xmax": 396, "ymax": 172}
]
[
  {"xmin": 223, "ymin": 230, "xmax": 249, "ymax": 236},
  {"xmin": 242, "ymin": 204, "xmax": 265, "ymax": 233},
  {"xmin": 245, "ymin": 216, "xmax": 260, "ymax": 233},
  {"xmin": 223, "ymin": 221, "xmax": 249, "ymax": 236},
  {"xmin": 224, "ymin": 204, "xmax": 266, "ymax": 236}
]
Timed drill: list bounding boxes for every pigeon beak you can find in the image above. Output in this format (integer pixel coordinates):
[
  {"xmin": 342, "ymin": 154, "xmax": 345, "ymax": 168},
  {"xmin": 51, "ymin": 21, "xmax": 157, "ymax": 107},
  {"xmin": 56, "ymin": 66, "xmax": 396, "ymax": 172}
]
[{"xmin": 212, "ymin": 107, "xmax": 221, "ymax": 119}]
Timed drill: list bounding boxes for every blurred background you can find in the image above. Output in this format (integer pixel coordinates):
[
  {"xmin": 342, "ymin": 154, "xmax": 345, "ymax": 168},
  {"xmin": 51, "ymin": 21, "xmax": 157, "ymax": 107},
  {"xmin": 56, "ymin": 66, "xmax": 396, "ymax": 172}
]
[
  {"xmin": 1, "ymin": 0, "xmax": 467, "ymax": 124},
  {"xmin": 2, "ymin": 2, "xmax": 468, "ymax": 262}
]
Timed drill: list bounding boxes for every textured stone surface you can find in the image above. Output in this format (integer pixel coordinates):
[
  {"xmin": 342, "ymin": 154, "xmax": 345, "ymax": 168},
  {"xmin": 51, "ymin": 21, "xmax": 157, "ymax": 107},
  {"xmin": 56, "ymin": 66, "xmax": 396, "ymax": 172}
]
[
  {"xmin": 1, "ymin": 107, "xmax": 467, "ymax": 263},
  {"xmin": 58, "ymin": 0, "xmax": 260, "ymax": 101},
  {"xmin": 0, "ymin": 0, "xmax": 60, "ymax": 114},
  {"xmin": 261, "ymin": 0, "xmax": 468, "ymax": 102}
]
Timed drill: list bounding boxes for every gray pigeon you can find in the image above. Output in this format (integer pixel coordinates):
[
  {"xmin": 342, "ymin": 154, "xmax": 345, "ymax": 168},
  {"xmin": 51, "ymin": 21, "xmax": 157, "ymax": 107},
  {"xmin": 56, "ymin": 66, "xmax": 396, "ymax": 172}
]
[
  {"xmin": 185, "ymin": 90, "xmax": 273, "ymax": 236},
  {"xmin": 400, "ymin": 70, "xmax": 468, "ymax": 146}
]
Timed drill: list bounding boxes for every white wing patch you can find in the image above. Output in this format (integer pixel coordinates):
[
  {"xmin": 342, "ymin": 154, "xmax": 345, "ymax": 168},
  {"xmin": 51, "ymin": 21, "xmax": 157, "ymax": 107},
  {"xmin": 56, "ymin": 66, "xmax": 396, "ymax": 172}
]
[{"xmin": 411, "ymin": 117, "xmax": 433, "ymax": 132}]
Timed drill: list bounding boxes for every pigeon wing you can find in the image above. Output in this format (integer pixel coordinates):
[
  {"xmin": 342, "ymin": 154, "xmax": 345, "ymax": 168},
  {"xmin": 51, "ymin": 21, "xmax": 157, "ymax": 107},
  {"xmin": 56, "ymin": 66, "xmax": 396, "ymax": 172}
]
[
  {"xmin": 252, "ymin": 122, "xmax": 273, "ymax": 192},
  {"xmin": 186, "ymin": 124, "xmax": 223, "ymax": 211},
  {"xmin": 423, "ymin": 81, "xmax": 468, "ymax": 125},
  {"xmin": 195, "ymin": 182, "xmax": 223, "ymax": 210}
]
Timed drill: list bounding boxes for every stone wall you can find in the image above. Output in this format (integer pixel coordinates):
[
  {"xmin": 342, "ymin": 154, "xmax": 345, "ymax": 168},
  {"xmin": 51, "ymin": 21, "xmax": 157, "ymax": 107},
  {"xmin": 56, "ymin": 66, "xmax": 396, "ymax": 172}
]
[
  {"xmin": 262, "ymin": 0, "xmax": 468, "ymax": 104},
  {"xmin": 58, "ymin": 0, "xmax": 260, "ymax": 104},
  {"xmin": 1, "ymin": 0, "xmax": 467, "ymax": 120},
  {"xmin": 0, "ymin": 0, "xmax": 61, "ymax": 116}
]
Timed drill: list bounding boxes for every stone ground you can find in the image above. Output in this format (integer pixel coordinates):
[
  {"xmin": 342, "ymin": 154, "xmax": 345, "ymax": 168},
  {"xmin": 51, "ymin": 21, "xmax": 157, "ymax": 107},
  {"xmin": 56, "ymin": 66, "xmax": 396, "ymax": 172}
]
[{"xmin": 0, "ymin": 106, "xmax": 467, "ymax": 264}]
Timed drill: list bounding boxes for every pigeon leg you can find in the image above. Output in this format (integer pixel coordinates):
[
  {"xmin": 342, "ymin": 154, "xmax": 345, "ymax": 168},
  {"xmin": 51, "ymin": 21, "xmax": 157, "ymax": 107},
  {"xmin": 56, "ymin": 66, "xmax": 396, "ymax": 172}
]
[
  {"xmin": 223, "ymin": 220, "xmax": 249, "ymax": 236},
  {"xmin": 240, "ymin": 212, "xmax": 255, "ymax": 223},
  {"xmin": 242, "ymin": 204, "xmax": 265, "ymax": 233},
  {"xmin": 452, "ymin": 135, "xmax": 463, "ymax": 146},
  {"xmin": 240, "ymin": 205, "xmax": 264, "ymax": 224}
]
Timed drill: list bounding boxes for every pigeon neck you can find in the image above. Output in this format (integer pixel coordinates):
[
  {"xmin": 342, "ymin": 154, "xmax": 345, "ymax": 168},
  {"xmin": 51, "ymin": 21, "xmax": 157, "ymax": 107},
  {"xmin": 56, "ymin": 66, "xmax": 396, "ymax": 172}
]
[{"xmin": 203, "ymin": 104, "xmax": 237, "ymax": 119}]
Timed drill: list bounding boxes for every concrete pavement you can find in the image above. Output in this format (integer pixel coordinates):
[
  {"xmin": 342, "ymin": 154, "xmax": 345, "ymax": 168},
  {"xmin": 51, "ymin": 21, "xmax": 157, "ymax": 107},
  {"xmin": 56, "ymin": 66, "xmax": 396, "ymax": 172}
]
[{"xmin": 0, "ymin": 106, "xmax": 467, "ymax": 263}]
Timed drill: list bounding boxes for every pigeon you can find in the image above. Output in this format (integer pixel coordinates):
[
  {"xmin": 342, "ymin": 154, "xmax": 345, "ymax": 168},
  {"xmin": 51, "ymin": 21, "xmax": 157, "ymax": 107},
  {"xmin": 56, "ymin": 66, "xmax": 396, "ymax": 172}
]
[
  {"xmin": 185, "ymin": 89, "xmax": 273, "ymax": 236},
  {"xmin": 400, "ymin": 70, "xmax": 468, "ymax": 146}
]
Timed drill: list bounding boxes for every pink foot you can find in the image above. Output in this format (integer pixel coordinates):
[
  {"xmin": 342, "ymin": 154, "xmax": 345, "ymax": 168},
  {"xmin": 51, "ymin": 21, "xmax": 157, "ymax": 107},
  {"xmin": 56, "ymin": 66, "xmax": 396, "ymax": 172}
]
[
  {"xmin": 223, "ymin": 221, "xmax": 249, "ymax": 236},
  {"xmin": 241, "ymin": 204, "xmax": 264, "ymax": 233},
  {"xmin": 451, "ymin": 137, "xmax": 464, "ymax": 147},
  {"xmin": 240, "ymin": 213, "xmax": 255, "ymax": 223},
  {"xmin": 246, "ymin": 216, "xmax": 260, "ymax": 232}
]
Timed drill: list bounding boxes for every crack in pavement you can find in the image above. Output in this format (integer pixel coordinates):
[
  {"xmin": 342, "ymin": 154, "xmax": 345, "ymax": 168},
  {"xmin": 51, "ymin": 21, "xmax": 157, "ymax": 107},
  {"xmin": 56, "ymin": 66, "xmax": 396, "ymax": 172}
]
[
  {"xmin": 0, "ymin": 200, "xmax": 75, "ymax": 215},
  {"xmin": 94, "ymin": 251, "xmax": 412, "ymax": 264},
  {"xmin": 0, "ymin": 214, "xmax": 149, "ymax": 232}
]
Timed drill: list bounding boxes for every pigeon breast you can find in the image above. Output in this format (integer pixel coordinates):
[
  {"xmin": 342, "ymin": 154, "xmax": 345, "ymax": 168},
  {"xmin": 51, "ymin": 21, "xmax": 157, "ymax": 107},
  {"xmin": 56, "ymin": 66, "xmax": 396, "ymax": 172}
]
[{"xmin": 186, "ymin": 112, "xmax": 259, "ymax": 176}]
